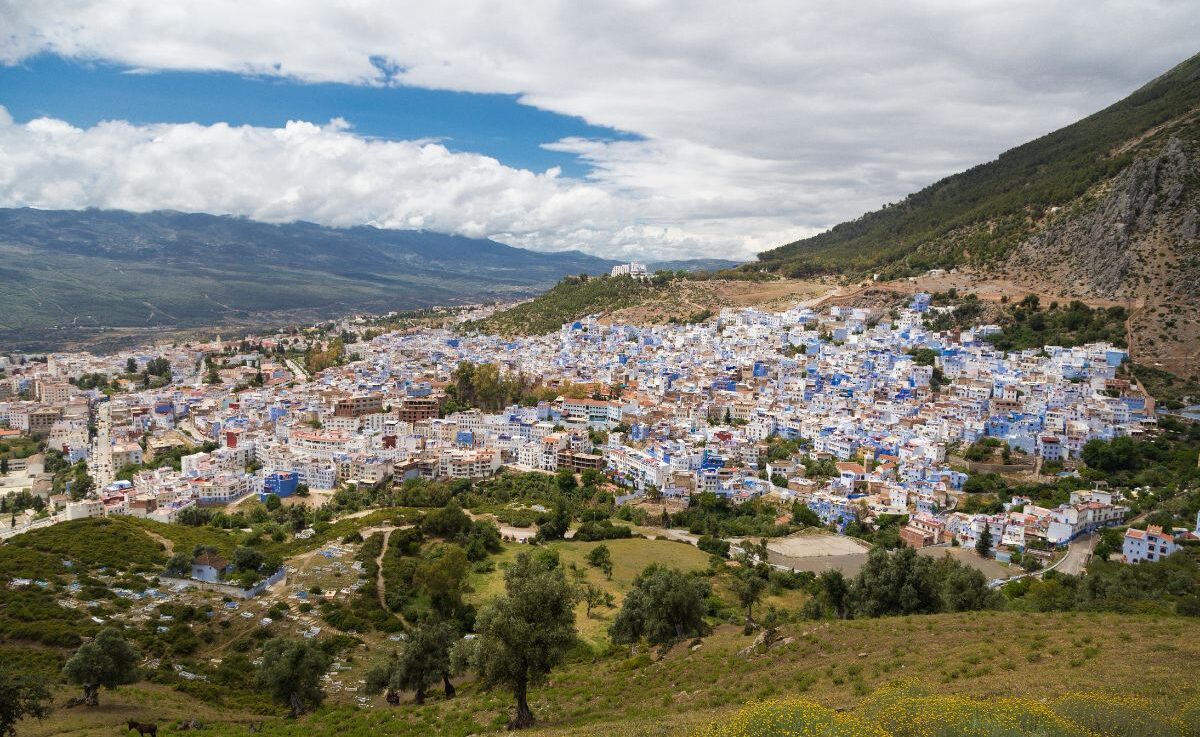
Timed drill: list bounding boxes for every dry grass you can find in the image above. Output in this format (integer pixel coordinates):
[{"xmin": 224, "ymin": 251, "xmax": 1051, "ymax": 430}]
[
  {"xmin": 22, "ymin": 609, "xmax": 1200, "ymax": 737},
  {"xmin": 603, "ymin": 279, "xmax": 830, "ymax": 325},
  {"xmin": 469, "ymin": 538, "xmax": 713, "ymax": 647},
  {"xmin": 17, "ymin": 524, "xmax": 1200, "ymax": 736}
]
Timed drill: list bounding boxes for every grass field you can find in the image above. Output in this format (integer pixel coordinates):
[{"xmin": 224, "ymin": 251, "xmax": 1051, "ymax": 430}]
[
  {"xmin": 9, "ymin": 520, "xmax": 1200, "ymax": 737},
  {"xmin": 469, "ymin": 537, "xmax": 714, "ymax": 647},
  {"xmin": 16, "ymin": 610, "xmax": 1200, "ymax": 737},
  {"xmin": 0, "ymin": 435, "xmax": 41, "ymax": 461}
]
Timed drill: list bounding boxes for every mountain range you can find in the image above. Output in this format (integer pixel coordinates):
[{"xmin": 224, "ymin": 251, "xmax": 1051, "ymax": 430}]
[
  {"xmin": 0, "ymin": 207, "xmax": 736, "ymax": 351},
  {"xmin": 754, "ymin": 51, "xmax": 1200, "ymax": 377}
]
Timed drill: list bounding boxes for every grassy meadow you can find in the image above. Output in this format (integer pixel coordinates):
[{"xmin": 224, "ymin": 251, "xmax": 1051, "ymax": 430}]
[
  {"xmin": 13, "ymin": 609, "xmax": 1200, "ymax": 737},
  {"xmin": 469, "ymin": 537, "xmax": 714, "ymax": 647},
  {"xmin": 6, "ymin": 512, "xmax": 1200, "ymax": 737}
]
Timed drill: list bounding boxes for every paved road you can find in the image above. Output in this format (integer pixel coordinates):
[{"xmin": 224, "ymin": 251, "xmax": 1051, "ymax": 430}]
[
  {"xmin": 1055, "ymin": 533, "xmax": 1099, "ymax": 576},
  {"xmin": 285, "ymin": 358, "xmax": 310, "ymax": 382},
  {"xmin": 89, "ymin": 401, "xmax": 114, "ymax": 488}
]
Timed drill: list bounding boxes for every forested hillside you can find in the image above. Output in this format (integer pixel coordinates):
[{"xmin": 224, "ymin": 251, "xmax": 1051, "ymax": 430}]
[{"xmin": 756, "ymin": 52, "xmax": 1200, "ymax": 278}]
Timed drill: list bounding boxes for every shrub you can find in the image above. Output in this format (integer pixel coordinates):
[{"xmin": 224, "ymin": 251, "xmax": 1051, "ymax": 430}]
[
  {"xmin": 697, "ymin": 535, "xmax": 730, "ymax": 557},
  {"xmin": 573, "ymin": 519, "xmax": 633, "ymax": 542}
]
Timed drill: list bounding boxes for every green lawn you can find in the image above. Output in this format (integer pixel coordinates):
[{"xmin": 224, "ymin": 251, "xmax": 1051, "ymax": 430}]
[{"xmin": 469, "ymin": 537, "xmax": 712, "ymax": 647}]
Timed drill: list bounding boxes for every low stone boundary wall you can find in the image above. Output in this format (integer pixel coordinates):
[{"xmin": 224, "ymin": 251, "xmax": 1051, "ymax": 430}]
[{"xmin": 158, "ymin": 567, "xmax": 286, "ymax": 600}]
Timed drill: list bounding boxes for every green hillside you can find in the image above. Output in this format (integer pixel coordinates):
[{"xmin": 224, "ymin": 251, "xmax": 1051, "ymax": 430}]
[
  {"xmin": 6, "ymin": 460, "xmax": 1200, "ymax": 737},
  {"xmin": 12, "ymin": 612, "xmax": 1200, "ymax": 737},
  {"xmin": 463, "ymin": 274, "xmax": 663, "ymax": 335},
  {"xmin": 755, "ymin": 52, "xmax": 1200, "ymax": 277}
]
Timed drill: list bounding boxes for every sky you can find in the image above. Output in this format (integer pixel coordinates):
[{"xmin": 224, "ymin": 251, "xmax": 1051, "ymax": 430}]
[{"xmin": 0, "ymin": 2, "xmax": 1197, "ymax": 262}]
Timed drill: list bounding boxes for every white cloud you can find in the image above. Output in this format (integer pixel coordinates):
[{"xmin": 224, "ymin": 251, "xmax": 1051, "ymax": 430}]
[
  {"xmin": 1, "ymin": 1, "xmax": 1198, "ymax": 260},
  {"xmin": 0, "ymin": 110, "xmax": 800, "ymax": 260}
]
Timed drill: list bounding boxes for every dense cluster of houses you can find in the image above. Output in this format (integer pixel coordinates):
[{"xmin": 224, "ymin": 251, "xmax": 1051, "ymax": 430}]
[{"xmin": 0, "ymin": 293, "xmax": 1164, "ymax": 565}]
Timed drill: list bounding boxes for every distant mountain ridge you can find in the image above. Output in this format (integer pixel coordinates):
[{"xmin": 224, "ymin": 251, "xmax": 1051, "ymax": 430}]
[
  {"xmin": 0, "ymin": 207, "xmax": 731, "ymax": 350},
  {"xmin": 647, "ymin": 258, "xmax": 743, "ymax": 272}
]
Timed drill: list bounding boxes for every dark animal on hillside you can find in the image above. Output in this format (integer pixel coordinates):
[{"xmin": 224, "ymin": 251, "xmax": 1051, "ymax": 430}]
[{"xmin": 126, "ymin": 721, "xmax": 157, "ymax": 737}]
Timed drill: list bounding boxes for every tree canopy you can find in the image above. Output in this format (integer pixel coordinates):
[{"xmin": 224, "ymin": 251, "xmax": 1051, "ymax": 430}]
[
  {"xmin": 458, "ymin": 549, "xmax": 577, "ymax": 728},
  {"xmin": 366, "ymin": 620, "xmax": 458, "ymax": 705},
  {"xmin": 62, "ymin": 628, "xmax": 140, "ymax": 706},
  {"xmin": 844, "ymin": 546, "xmax": 997, "ymax": 618},
  {"xmin": 586, "ymin": 544, "xmax": 614, "ymax": 579},
  {"xmin": 414, "ymin": 543, "xmax": 471, "ymax": 623},
  {"xmin": 258, "ymin": 637, "xmax": 331, "ymax": 718},
  {"xmin": 0, "ymin": 664, "xmax": 51, "ymax": 737},
  {"xmin": 610, "ymin": 564, "xmax": 710, "ymax": 647}
]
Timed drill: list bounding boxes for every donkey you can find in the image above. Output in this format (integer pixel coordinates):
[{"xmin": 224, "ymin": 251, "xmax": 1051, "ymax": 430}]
[{"xmin": 126, "ymin": 721, "xmax": 157, "ymax": 737}]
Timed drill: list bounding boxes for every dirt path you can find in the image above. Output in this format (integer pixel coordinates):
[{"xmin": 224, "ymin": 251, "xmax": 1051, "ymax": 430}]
[
  {"xmin": 144, "ymin": 530, "xmax": 174, "ymax": 557},
  {"xmin": 813, "ymin": 274, "xmax": 1127, "ymax": 312},
  {"xmin": 466, "ymin": 511, "xmax": 538, "ymax": 541},
  {"xmin": 375, "ymin": 528, "xmax": 393, "ymax": 610}
]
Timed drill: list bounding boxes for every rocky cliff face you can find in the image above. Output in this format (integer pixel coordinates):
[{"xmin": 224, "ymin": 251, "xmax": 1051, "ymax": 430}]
[
  {"xmin": 1007, "ymin": 134, "xmax": 1200, "ymax": 376},
  {"xmin": 1011, "ymin": 135, "xmax": 1198, "ymax": 301}
]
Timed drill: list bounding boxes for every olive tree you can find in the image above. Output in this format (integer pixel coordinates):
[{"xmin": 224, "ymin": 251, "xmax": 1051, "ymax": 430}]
[
  {"xmin": 258, "ymin": 638, "xmax": 331, "ymax": 718},
  {"xmin": 730, "ymin": 564, "xmax": 768, "ymax": 629},
  {"xmin": 610, "ymin": 565, "xmax": 710, "ymax": 648},
  {"xmin": 365, "ymin": 621, "xmax": 458, "ymax": 705},
  {"xmin": 0, "ymin": 664, "xmax": 51, "ymax": 736},
  {"xmin": 457, "ymin": 550, "xmax": 576, "ymax": 729},
  {"xmin": 62, "ymin": 628, "xmax": 140, "ymax": 706},
  {"xmin": 585, "ymin": 544, "xmax": 613, "ymax": 580}
]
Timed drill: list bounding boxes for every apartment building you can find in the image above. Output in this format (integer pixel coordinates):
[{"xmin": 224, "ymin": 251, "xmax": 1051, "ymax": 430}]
[{"xmin": 1123, "ymin": 525, "xmax": 1177, "ymax": 564}]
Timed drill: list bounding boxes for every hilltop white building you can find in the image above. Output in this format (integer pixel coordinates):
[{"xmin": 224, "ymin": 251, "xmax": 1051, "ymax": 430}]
[{"xmin": 611, "ymin": 262, "xmax": 648, "ymax": 278}]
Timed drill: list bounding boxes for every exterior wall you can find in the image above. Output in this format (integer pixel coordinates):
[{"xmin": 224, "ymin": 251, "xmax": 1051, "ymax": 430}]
[
  {"xmin": 263, "ymin": 471, "xmax": 299, "ymax": 499},
  {"xmin": 160, "ymin": 567, "xmax": 286, "ymax": 599},
  {"xmin": 334, "ymin": 395, "xmax": 383, "ymax": 417},
  {"xmin": 899, "ymin": 525, "xmax": 936, "ymax": 548},
  {"xmin": 1123, "ymin": 527, "xmax": 1177, "ymax": 564},
  {"xmin": 397, "ymin": 397, "xmax": 439, "ymax": 424},
  {"xmin": 190, "ymin": 563, "xmax": 223, "ymax": 583}
]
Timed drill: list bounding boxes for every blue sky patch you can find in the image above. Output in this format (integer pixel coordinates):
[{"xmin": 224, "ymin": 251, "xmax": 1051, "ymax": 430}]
[{"xmin": 0, "ymin": 55, "xmax": 634, "ymax": 177}]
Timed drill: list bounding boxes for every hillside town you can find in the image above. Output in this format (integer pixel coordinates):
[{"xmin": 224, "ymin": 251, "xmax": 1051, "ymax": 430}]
[
  {"xmin": 5, "ymin": 11, "xmax": 1200, "ymax": 736},
  {"xmin": 1, "ymin": 291, "xmax": 1165, "ymax": 571}
]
